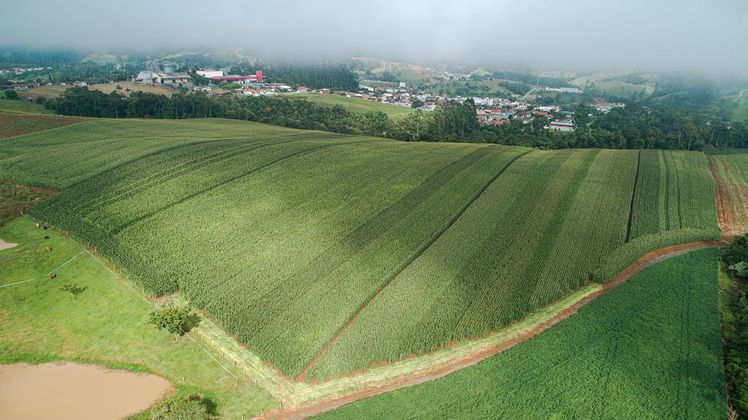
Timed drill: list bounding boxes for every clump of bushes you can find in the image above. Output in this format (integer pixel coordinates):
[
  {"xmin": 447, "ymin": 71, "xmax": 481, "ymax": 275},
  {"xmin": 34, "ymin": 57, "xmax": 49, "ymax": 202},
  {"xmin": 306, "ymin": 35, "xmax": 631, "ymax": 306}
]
[
  {"xmin": 148, "ymin": 303, "xmax": 199, "ymax": 339},
  {"xmin": 151, "ymin": 393, "xmax": 217, "ymax": 419}
]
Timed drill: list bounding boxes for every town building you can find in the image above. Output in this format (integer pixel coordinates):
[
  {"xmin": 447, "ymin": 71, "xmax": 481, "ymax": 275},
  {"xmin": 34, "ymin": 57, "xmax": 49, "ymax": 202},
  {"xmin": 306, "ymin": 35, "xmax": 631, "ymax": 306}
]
[
  {"xmin": 209, "ymin": 70, "xmax": 263, "ymax": 84},
  {"xmin": 135, "ymin": 71, "xmax": 192, "ymax": 86},
  {"xmin": 196, "ymin": 70, "xmax": 224, "ymax": 78},
  {"xmin": 546, "ymin": 120, "xmax": 576, "ymax": 132}
]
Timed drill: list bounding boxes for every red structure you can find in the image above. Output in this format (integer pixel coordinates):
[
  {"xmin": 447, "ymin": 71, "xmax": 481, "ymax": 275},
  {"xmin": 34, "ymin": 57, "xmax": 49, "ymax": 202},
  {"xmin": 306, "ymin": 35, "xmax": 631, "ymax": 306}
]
[{"xmin": 210, "ymin": 70, "xmax": 263, "ymax": 83}]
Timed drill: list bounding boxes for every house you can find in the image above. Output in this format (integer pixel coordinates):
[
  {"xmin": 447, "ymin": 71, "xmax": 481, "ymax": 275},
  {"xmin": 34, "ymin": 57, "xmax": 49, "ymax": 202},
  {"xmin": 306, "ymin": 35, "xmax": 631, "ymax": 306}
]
[
  {"xmin": 159, "ymin": 73, "xmax": 192, "ymax": 85},
  {"xmin": 136, "ymin": 71, "xmax": 192, "ymax": 86},
  {"xmin": 10, "ymin": 83, "xmax": 37, "ymax": 90},
  {"xmin": 546, "ymin": 120, "xmax": 575, "ymax": 132},
  {"xmin": 209, "ymin": 70, "xmax": 263, "ymax": 84}
]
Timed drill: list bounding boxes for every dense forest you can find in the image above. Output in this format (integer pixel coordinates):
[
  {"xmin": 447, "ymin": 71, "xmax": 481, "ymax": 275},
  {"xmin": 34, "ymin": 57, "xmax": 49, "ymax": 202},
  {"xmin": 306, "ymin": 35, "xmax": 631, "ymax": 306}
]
[
  {"xmin": 721, "ymin": 237, "xmax": 748, "ymax": 419},
  {"xmin": 227, "ymin": 62, "xmax": 359, "ymax": 90},
  {"xmin": 45, "ymin": 87, "xmax": 748, "ymax": 150}
]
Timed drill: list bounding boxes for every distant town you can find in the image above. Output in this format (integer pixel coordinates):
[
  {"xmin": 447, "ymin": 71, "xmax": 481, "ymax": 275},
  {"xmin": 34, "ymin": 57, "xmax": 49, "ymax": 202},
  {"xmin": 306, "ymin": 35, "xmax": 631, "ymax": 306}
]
[{"xmin": 5, "ymin": 60, "xmax": 627, "ymax": 133}]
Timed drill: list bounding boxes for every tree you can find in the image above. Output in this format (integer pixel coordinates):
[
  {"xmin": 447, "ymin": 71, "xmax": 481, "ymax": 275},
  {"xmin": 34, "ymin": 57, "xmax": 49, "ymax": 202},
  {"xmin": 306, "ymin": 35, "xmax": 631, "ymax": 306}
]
[
  {"xmin": 59, "ymin": 283, "xmax": 87, "ymax": 300},
  {"xmin": 411, "ymin": 98, "xmax": 424, "ymax": 109},
  {"xmin": 148, "ymin": 303, "xmax": 197, "ymax": 339},
  {"xmin": 4, "ymin": 90, "xmax": 19, "ymax": 100},
  {"xmin": 729, "ymin": 261, "xmax": 748, "ymax": 278},
  {"xmin": 151, "ymin": 394, "xmax": 217, "ymax": 419}
]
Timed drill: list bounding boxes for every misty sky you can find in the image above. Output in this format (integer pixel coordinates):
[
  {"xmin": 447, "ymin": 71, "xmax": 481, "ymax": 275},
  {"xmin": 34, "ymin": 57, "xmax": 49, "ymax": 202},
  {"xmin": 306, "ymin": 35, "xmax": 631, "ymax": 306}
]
[{"xmin": 2, "ymin": 0, "xmax": 747, "ymax": 74}]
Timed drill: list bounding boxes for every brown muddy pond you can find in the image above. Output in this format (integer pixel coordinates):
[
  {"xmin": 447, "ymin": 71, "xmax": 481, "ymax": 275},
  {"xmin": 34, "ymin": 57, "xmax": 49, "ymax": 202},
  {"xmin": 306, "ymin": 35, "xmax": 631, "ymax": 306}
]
[{"xmin": 0, "ymin": 362, "xmax": 173, "ymax": 420}]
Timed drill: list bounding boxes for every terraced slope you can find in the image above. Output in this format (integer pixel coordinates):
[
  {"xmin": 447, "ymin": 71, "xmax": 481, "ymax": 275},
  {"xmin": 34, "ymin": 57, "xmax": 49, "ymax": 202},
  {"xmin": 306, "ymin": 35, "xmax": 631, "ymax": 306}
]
[
  {"xmin": 0, "ymin": 118, "xmax": 719, "ymax": 378},
  {"xmin": 318, "ymin": 249, "xmax": 726, "ymax": 419}
]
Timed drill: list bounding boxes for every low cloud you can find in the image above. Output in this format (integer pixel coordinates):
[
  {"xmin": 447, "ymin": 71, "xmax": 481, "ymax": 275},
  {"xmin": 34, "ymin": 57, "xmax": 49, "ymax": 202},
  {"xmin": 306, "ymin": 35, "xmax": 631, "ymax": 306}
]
[{"xmin": 2, "ymin": 0, "xmax": 747, "ymax": 75}]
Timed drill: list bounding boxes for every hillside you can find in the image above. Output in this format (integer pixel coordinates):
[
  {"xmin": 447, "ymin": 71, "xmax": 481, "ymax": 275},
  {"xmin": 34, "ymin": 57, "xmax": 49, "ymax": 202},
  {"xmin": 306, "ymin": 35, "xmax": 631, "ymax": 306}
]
[
  {"xmin": 318, "ymin": 249, "xmax": 726, "ymax": 419},
  {"xmin": 0, "ymin": 118, "xmax": 719, "ymax": 380}
]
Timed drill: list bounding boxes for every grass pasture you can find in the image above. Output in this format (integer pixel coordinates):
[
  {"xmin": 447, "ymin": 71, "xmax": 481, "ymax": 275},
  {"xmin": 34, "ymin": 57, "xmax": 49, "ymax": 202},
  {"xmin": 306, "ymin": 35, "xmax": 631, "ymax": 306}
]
[
  {"xmin": 287, "ymin": 93, "xmax": 416, "ymax": 119},
  {"xmin": 89, "ymin": 81, "xmax": 176, "ymax": 97},
  {"xmin": 319, "ymin": 249, "xmax": 727, "ymax": 419},
  {"xmin": 0, "ymin": 98, "xmax": 52, "ymax": 115},
  {"xmin": 0, "ymin": 117, "xmax": 720, "ymax": 380},
  {"xmin": 11, "ymin": 84, "xmax": 67, "ymax": 100},
  {"xmin": 15, "ymin": 82, "xmax": 176, "ymax": 100},
  {"xmin": 0, "ymin": 216, "xmax": 276, "ymax": 417}
]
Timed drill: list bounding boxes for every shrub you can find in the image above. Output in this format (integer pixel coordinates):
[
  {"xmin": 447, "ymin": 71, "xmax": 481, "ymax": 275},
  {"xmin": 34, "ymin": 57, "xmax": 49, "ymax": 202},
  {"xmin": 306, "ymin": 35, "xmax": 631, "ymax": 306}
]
[
  {"xmin": 150, "ymin": 394, "xmax": 217, "ymax": 420},
  {"xmin": 148, "ymin": 303, "xmax": 198, "ymax": 338}
]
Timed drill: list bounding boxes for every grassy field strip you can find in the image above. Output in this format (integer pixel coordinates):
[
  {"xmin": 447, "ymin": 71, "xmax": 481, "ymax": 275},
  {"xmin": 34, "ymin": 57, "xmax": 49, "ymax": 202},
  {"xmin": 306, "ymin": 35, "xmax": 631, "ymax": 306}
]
[
  {"xmin": 161, "ymin": 281, "xmax": 602, "ymax": 411},
  {"xmin": 282, "ymin": 285, "xmax": 602, "ymax": 408},
  {"xmin": 182, "ymin": 314, "xmax": 297, "ymax": 402},
  {"xmin": 0, "ymin": 250, "xmax": 84, "ymax": 289}
]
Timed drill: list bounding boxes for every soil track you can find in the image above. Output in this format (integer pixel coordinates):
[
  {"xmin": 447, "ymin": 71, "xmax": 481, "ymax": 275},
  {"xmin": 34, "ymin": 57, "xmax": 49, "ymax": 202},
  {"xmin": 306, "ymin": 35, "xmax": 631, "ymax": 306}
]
[
  {"xmin": 0, "ymin": 239, "xmax": 18, "ymax": 251},
  {"xmin": 261, "ymin": 238, "xmax": 730, "ymax": 419},
  {"xmin": 709, "ymin": 157, "xmax": 738, "ymax": 236}
]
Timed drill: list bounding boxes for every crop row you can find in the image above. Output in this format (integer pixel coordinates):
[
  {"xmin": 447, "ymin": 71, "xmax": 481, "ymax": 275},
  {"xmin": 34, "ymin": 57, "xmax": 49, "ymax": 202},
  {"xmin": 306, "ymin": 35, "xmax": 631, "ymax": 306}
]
[
  {"xmin": 311, "ymin": 149, "xmax": 718, "ymax": 379},
  {"xmin": 318, "ymin": 250, "xmax": 726, "ymax": 420}
]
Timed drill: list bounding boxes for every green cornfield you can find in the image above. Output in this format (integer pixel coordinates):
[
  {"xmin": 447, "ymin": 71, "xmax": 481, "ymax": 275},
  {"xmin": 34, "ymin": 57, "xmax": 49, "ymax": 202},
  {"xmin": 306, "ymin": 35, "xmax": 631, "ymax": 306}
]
[
  {"xmin": 0, "ymin": 118, "xmax": 719, "ymax": 378},
  {"xmin": 317, "ymin": 249, "xmax": 726, "ymax": 419}
]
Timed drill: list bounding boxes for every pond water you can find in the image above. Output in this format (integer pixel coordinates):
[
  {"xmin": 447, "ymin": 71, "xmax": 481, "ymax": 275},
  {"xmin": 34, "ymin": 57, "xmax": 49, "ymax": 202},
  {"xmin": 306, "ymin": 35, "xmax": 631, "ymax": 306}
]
[{"xmin": 0, "ymin": 362, "xmax": 173, "ymax": 420}]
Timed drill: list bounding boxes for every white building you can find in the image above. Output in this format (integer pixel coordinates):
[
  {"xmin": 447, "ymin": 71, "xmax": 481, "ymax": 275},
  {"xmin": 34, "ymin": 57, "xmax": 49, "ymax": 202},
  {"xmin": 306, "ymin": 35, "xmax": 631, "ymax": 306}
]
[
  {"xmin": 136, "ymin": 71, "xmax": 192, "ymax": 85},
  {"xmin": 196, "ymin": 70, "xmax": 224, "ymax": 78},
  {"xmin": 546, "ymin": 120, "xmax": 576, "ymax": 132}
]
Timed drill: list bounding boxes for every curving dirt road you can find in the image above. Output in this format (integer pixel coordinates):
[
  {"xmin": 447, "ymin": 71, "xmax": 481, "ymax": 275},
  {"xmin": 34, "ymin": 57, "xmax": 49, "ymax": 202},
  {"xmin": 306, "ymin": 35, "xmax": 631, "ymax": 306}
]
[{"xmin": 260, "ymin": 238, "xmax": 730, "ymax": 419}]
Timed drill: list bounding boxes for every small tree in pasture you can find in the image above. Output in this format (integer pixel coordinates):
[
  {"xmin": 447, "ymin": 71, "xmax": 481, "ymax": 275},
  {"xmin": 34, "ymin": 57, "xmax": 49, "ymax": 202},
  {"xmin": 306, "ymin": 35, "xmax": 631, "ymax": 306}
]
[{"xmin": 149, "ymin": 303, "xmax": 198, "ymax": 339}]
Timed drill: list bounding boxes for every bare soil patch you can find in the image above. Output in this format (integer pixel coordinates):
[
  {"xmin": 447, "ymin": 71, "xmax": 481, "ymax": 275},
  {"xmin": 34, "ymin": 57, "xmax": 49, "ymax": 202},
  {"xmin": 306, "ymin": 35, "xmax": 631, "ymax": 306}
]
[
  {"xmin": 0, "ymin": 113, "xmax": 84, "ymax": 139},
  {"xmin": 0, "ymin": 362, "xmax": 173, "ymax": 420},
  {"xmin": 709, "ymin": 157, "xmax": 738, "ymax": 235},
  {"xmin": 0, "ymin": 239, "xmax": 18, "ymax": 251}
]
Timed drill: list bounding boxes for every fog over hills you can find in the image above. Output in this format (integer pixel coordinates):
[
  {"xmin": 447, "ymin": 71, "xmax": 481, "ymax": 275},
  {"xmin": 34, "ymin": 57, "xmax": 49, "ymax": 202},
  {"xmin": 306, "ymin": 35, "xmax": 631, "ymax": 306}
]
[{"xmin": 2, "ymin": 0, "xmax": 747, "ymax": 75}]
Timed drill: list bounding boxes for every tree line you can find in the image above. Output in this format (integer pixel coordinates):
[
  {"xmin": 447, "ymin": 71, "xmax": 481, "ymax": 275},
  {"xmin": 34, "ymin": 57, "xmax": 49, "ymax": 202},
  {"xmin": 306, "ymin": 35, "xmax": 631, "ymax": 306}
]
[
  {"xmin": 721, "ymin": 237, "xmax": 748, "ymax": 418},
  {"xmin": 227, "ymin": 62, "xmax": 359, "ymax": 90},
  {"xmin": 46, "ymin": 87, "xmax": 747, "ymax": 150}
]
